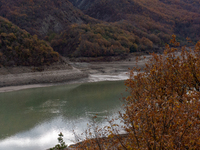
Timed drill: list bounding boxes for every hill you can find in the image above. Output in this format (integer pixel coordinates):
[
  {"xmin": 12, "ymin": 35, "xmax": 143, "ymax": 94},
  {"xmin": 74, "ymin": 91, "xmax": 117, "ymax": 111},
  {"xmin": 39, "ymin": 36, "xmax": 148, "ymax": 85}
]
[
  {"xmin": 69, "ymin": 0, "xmax": 200, "ymax": 42},
  {"xmin": 0, "ymin": 16, "xmax": 59, "ymax": 66},
  {"xmin": 51, "ymin": 0, "xmax": 200, "ymax": 57},
  {"xmin": 0, "ymin": 0, "xmax": 98, "ymax": 38},
  {"xmin": 51, "ymin": 23, "xmax": 160, "ymax": 58},
  {"xmin": 0, "ymin": 0, "xmax": 199, "ymax": 59}
]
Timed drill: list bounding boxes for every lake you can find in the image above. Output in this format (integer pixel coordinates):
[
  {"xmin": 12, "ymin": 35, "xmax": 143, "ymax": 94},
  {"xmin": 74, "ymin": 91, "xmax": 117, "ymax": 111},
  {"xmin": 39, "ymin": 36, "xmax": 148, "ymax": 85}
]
[{"xmin": 0, "ymin": 78, "xmax": 128, "ymax": 150}]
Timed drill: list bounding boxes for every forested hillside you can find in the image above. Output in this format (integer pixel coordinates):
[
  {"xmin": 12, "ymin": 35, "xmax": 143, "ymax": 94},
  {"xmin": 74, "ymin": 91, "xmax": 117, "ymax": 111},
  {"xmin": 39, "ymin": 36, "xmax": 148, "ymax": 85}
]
[
  {"xmin": 69, "ymin": 0, "xmax": 200, "ymax": 42},
  {"xmin": 0, "ymin": 17, "xmax": 59, "ymax": 66},
  {"xmin": 0, "ymin": 0, "xmax": 98, "ymax": 38},
  {"xmin": 51, "ymin": 23, "xmax": 159, "ymax": 58},
  {"xmin": 0, "ymin": 0, "xmax": 199, "ymax": 63}
]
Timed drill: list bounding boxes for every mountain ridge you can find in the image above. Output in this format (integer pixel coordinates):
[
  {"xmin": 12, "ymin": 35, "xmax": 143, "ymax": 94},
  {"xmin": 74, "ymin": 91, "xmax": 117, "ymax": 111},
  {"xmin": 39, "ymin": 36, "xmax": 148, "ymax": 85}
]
[
  {"xmin": 0, "ymin": 0, "xmax": 199, "ymax": 66},
  {"xmin": 0, "ymin": 0, "xmax": 98, "ymax": 38},
  {"xmin": 69, "ymin": 0, "xmax": 199, "ymax": 40}
]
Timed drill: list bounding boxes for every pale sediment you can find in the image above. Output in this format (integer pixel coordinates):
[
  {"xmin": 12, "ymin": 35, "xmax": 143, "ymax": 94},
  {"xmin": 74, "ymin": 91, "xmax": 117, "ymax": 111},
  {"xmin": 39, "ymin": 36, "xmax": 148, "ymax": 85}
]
[
  {"xmin": 0, "ymin": 68, "xmax": 88, "ymax": 88},
  {"xmin": 0, "ymin": 54, "xmax": 149, "ymax": 91}
]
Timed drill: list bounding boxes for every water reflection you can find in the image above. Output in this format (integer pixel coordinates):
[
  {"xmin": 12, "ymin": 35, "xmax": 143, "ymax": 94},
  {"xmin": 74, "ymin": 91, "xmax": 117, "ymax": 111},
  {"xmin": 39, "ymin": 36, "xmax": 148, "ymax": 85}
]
[{"xmin": 0, "ymin": 81, "xmax": 127, "ymax": 150}]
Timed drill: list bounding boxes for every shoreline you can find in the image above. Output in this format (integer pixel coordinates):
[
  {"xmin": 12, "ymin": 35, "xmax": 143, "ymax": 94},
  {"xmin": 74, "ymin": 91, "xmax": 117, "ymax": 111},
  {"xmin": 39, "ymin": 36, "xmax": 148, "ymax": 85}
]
[
  {"xmin": 0, "ymin": 71, "xmax": 129, "ymax": 93},
  {"xmin": 0, "ymin": 54, "xmax": 149, "ymax": 93},
  {"xmin": 0, "ymin": 68, "xmax": 88, "ymax": 93}
]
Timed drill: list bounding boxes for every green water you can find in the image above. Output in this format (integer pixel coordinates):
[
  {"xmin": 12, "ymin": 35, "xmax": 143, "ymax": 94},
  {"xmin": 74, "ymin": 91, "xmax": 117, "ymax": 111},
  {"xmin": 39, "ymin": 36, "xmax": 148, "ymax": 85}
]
[{"xmin": 0, "ymin": 80, "xmax": 127, "ymax": 150}]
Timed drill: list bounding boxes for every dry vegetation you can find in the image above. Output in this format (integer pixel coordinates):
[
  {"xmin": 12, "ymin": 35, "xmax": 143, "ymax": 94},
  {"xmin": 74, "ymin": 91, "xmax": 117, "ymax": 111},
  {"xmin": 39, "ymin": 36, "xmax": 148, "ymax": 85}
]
[{"xmin": 73, "ymin": 36, "xmax": 200, "ymax": 149}]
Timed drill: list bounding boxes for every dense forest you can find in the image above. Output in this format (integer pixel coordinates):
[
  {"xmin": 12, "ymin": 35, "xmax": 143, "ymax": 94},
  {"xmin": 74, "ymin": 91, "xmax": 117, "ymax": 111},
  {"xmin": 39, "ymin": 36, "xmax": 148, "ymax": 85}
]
[
  {"xmin": 51, "ymin": 23, "xmax": 157, "ymax": 57},
  {"xmin": 69, "ymin": 0, "xmax": 200, "ymax": 41},
  {"xmin": 0, "ymin": 0, "xmax": 98, "ymax": 37},
  {"xmin": 0, "ymin": 17, "xmax": 59, "ymax": 66},
  {"xmin": 0, "ymin": 0, "xmax": 199, "ymax": 65}
]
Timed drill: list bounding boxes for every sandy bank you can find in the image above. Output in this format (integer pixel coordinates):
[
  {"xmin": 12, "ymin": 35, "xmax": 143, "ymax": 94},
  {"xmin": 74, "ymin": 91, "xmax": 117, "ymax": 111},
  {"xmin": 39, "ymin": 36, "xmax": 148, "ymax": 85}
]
[
  {"xmin": 0, "ymin": 54, "xmax": 149, "ymax": 92},
  {"xmin": 69, "ymin": 54, "xmax": 150, "ymax": 74},
  {"xmin": 0, "ymin": 68, "xmax": 88, "ymax": 89}
]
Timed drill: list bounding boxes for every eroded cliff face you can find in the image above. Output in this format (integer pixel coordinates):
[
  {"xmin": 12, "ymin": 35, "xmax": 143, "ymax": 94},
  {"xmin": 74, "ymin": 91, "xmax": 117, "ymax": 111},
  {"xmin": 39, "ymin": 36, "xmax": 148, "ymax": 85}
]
[
  {"xmin": 36, "ymin": 9, "xmax": 84, "ymax": 36},
  {"xmin": 68, "ymin": 0, "xmax": 124, "ymax": 21},
  {"xmin": 68, "ymin": 0, "xmax": 96, "ymax": 10}
]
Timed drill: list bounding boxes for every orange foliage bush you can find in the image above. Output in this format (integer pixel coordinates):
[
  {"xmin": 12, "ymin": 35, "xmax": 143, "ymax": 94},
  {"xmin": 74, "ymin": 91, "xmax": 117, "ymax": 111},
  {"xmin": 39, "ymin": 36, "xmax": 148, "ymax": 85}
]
[{"xmin": 75, "ymin": 36, "xmax": 200, "ymax": 149}]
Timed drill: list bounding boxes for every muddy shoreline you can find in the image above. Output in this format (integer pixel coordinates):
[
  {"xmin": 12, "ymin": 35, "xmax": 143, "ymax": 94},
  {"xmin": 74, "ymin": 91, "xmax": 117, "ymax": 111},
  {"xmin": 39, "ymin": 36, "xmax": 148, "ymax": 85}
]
[
  {"xmin": 0, "ymin": 68, "xmax": 88, "ymax": 87},
  {"xmin": 0, "ymin": 54, "xmax": 149, "ymax": 92}
]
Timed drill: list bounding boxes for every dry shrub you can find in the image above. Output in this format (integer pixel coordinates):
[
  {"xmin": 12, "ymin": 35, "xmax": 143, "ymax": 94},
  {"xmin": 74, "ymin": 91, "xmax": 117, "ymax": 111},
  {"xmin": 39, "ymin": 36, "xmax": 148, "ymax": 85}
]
[{"xmin": 75, "ymin": 35, "xmax": 200, "ymax": 150}]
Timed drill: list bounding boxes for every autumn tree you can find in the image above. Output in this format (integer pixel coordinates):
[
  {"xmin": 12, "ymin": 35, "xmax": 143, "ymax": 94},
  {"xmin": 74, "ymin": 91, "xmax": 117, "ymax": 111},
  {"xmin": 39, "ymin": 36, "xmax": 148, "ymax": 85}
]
[
  {"xmin": 120, "ymin": 36, "xmax": 200, "ymax": 149},
  {"xmin": 75, "ymin": 35, "xmax": 200, "ymax": 149}
]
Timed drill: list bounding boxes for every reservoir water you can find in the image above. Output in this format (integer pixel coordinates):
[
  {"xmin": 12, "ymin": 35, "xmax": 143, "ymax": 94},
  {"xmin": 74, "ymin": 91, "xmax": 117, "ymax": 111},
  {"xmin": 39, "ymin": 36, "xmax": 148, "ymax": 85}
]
[{"xmin": 0, "ymin": 78, "xmax": 128, "ymax": 150}]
